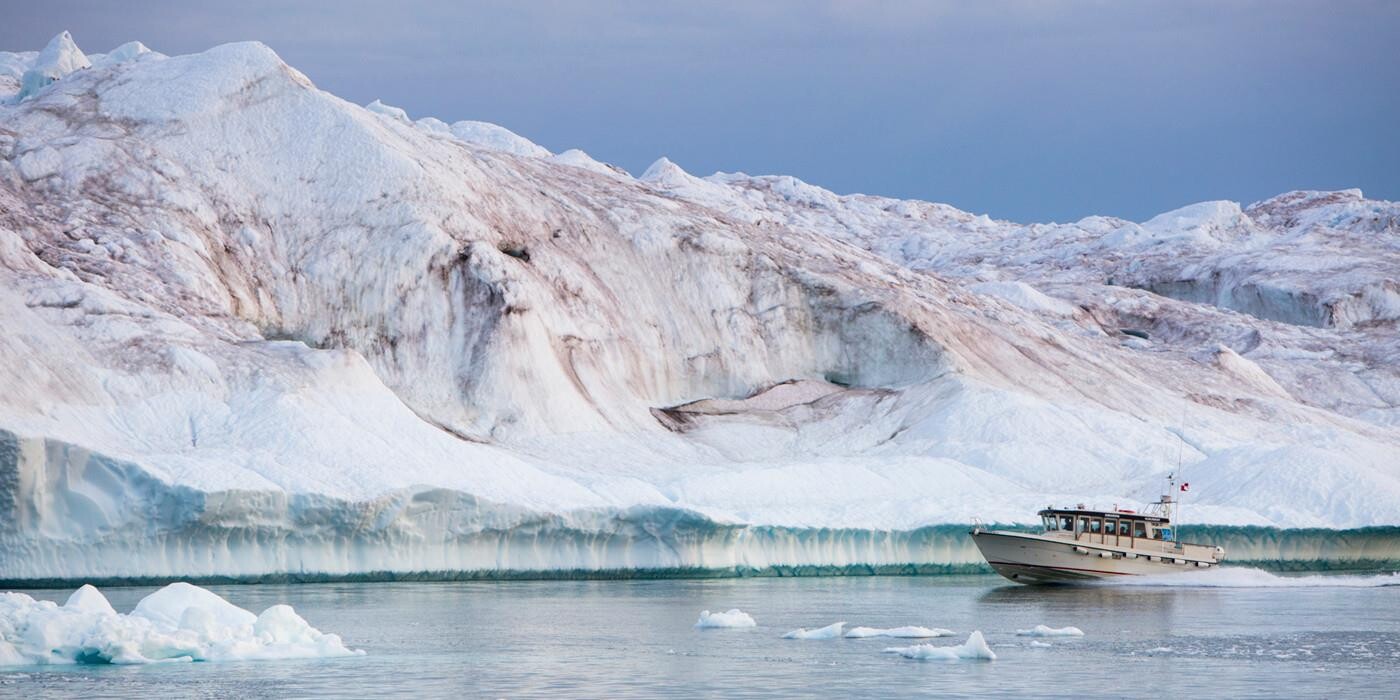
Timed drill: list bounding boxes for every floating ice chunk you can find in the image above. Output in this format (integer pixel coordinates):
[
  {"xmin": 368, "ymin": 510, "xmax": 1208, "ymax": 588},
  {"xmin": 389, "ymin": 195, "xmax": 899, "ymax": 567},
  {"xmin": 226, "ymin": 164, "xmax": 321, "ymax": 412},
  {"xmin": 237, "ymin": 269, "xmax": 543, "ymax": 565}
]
[
  {"xmin": 132, "ymin": 582, "xmax": 256, "ymax": 629},
  {"xmin": 18, "ymin": 31, "xmax": 91, "ymax": 101},
  {"xmin": 1029, "ymin": 640, "xmax": 1052, "ymax": 648},
  {"xmin": 844, "ymin": 625, "xmax": 954, "ymax": 639},
  {"xmin": 0, "ymin": 583, "xmax": 363, "ymax": 667},
  {"xmin": 63, "ymin": 584, "xmax": 117, "ymax": 615},
  {"xmin": 246, "ymin": 605, "xmax": 358, "ymax": 660},
  {"xmin": 782, "ymin": 621, "xmax": 845, "ymax": 639},
  {"xmin": 694, "ymin": 609, "xmax": 756, "ymax": 628},
  {"xmin": 1016, "ymin": 625, "xmax": 1084, "ymax": 638},
  {"xmin": 884, "ymin": 631, "xmax": 996, "ymax": 661}
]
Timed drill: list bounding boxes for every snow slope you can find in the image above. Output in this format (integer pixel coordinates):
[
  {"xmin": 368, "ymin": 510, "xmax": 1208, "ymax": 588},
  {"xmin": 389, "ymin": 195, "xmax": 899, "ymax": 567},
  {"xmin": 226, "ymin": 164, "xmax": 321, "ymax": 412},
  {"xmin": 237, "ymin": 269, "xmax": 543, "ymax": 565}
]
[{"xmin": 0, "ymin": 33, "xmax": 1397, "ymax": 581}]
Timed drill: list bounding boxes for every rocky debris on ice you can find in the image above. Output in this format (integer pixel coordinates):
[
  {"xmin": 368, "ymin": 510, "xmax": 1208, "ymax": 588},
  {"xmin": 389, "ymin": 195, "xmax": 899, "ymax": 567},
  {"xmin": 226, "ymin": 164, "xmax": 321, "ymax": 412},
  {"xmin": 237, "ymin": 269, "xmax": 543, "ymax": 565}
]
[
  {"xmin": 1016, "ymin": 625, "xmax": 1085, "ymax": 638},
  {"xmin": 694, "ymin": 609, "xmax": 757, "ymax": 628},
  {"xmin": 0, "ymin": 583, "xmax": 363, "ymax": 666},
  {"xmin": 844, "ymin": 625, "xmax": 955, "ymax": 639},
  {"xmin": 781, "ymin": 621, "xmax": 846, "ymax": 640},
  {"xmin": 884, "ymin": 631, "xmax": 996, "ymax": 661}
]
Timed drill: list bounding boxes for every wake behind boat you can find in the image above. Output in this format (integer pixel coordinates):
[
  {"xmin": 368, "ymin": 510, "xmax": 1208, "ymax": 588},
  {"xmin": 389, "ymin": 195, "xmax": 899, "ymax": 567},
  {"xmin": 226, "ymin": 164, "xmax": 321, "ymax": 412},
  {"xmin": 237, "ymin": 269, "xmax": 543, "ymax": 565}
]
[{"xmin": 971, "ymin": 482, "xmax": 1225, "ymax": 584}]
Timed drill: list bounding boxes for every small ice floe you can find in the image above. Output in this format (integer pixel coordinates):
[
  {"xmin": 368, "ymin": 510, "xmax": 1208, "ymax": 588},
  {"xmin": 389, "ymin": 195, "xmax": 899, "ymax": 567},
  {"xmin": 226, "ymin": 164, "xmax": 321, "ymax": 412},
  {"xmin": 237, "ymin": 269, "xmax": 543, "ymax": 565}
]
[
  {"xmin": 884, "ymin": 631, "xmax": 996, "ymax": 661},
  {"xmin": 0, "ymin": 582, "xmax": 363, "ymax": 667},
  {"xmin": 782, "ymin": 621, "xmax": 845, "ymax": 640},
  {"xmin": 1016, "ymin": 624, "xmax": 1085, "ymax": 638},
  {"xmin": 694, "ymin": 609, "xmax": 756, "ymax": 628},
  {"xmin": 1029, "ymin": 640, "xmax": 1052, "ymax": 648},
  {"xmin": 844, "ymin": 626, "xmax": 954, "ymax": 639}
]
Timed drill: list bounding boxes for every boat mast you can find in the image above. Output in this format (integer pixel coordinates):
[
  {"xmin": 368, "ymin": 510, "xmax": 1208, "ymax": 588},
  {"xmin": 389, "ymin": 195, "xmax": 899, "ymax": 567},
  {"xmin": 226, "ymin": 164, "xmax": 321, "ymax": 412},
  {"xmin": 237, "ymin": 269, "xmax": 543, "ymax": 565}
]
[{"xmin": 1172, "ymin": 395, "xmax": 1188, "ymax": 529}]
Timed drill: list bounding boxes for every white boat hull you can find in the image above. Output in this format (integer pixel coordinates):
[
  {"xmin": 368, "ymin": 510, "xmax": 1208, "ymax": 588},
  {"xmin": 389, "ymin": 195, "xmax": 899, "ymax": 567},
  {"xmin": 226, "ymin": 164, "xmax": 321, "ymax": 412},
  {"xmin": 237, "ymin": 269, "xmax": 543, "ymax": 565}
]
[{"xmin": 971, "ymin": 530, "xmax": 1221, "ymax": 584}]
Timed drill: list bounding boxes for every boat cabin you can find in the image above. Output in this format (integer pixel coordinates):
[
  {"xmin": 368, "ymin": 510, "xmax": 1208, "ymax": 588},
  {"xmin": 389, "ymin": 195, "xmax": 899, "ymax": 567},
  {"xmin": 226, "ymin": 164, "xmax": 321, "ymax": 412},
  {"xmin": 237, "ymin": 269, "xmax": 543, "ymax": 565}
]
[{"xmin": 1037, "ymin": 507, "xmax": 1175, "ymax": 544}]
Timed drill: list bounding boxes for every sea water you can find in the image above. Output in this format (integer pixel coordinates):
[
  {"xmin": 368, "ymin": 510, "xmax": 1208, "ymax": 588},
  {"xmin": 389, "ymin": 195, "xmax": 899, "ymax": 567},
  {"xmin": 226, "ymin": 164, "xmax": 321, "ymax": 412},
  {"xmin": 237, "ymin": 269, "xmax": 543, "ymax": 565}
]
[{"xmin": 3, "ymin": 571, "xmax": 1397, "ymax": 698}]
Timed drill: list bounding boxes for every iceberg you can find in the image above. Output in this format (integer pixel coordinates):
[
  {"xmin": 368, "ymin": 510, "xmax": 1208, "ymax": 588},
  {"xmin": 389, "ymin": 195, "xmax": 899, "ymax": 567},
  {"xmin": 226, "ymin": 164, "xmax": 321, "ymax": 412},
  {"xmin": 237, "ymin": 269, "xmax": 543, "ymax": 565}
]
[
  {"xmin": 844, "ymin": 626, "xmax": 954, "ymax": 639},
  {"xmin": 1016, "ymin": 625, "xmax": 1085, "ymax": 638},
  {"xmin": 781, "ymin": 621, "xmax": 845, "ymax": 640},
  {"xmin": 694, "ymin": 609, "xmax": 756, "ymax": 629},
  {"xmin": 884, "ymin": 631, "xmax": 996, "ymax": 661},
  {"xmin": 0, "ymin": 31, "xmax": 1397, "ymax": 583},
  {"xmin": 0, "ymin": 583, "xmax": 362, "ymax": 666}
]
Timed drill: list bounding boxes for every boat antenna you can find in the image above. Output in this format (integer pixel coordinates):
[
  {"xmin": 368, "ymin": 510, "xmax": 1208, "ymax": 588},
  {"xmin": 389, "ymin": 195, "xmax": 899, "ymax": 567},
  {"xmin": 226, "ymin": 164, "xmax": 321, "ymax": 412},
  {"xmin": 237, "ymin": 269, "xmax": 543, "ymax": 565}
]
[{"xmin": 1173, "ymin": 393, "xmax": 1188, "ymax": 529}]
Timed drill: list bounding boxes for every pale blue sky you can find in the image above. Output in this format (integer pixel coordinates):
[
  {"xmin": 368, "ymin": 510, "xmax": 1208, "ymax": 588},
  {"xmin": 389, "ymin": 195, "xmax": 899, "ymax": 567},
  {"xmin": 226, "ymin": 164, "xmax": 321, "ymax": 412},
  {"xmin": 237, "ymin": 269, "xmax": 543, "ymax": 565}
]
[{"xmin": 4, "ymin": 1, "xmax": 1397, "ymax": 222}]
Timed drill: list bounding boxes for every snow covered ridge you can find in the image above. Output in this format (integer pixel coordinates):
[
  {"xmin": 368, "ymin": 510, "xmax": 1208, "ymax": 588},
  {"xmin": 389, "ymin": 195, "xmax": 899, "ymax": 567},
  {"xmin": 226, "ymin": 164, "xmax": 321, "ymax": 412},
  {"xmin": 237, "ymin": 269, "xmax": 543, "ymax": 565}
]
[
  {"xmin": 0, "ymin": 582, "xmax": 362, "ymax": 666},
  {"xmin": 0, "ymin": 32, "xmax": 1398, "ymax": 580}
]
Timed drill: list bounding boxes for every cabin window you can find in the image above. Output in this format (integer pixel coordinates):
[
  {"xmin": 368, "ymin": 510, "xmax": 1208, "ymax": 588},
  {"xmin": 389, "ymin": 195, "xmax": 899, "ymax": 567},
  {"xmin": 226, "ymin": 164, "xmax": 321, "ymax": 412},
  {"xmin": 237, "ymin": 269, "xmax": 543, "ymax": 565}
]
[
  {"xmin": 1133, "ymin": 522, "xmax": 1147, "ymax": 538},
  {"xmin": 1118, "ymin": 521, "xmax": 1131, "ymax": 536},
  {"xmin": 1089, "ymin": 519, "xmax": 1102, "ymax": 534},
  {"xmin": 1060, "ymin": 516, "xmax": 1074, "ymax": 531},
  {"xmin": 1042, "ymin": 515, "xmax": 1057, "ymax": 531},
  {"xmin": 1105, "ymin": 519, "xmax": 1117, "ymax": 537},
  {"xmin": 1075, "ymin": 517, "xmax": 1088, "ymax": 535}
]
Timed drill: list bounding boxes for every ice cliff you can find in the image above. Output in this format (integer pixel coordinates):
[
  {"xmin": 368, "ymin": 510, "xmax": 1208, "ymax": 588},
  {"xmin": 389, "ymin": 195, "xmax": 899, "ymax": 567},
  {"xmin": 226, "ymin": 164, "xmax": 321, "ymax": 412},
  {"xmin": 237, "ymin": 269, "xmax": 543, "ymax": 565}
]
[{"xmin": 0, "ymin": 33, "xmax": 1397, "ymax": 581}]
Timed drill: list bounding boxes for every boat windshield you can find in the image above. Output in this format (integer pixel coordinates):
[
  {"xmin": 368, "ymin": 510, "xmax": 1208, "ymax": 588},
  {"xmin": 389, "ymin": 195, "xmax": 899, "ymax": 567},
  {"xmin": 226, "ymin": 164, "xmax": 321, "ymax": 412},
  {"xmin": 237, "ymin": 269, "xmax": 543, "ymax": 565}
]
[{"xmin": 1041, "ymin": 514, "xmax": 1059, "ymax": 531}]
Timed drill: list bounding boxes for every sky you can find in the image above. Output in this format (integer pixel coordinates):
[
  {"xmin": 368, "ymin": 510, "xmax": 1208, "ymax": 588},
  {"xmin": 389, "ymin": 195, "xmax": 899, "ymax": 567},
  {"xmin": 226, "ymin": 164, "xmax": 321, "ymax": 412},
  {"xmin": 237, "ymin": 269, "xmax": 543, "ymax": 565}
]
[{"xmin": 3, "ymin": 0, "xmax": 1397, "ymax": 222}]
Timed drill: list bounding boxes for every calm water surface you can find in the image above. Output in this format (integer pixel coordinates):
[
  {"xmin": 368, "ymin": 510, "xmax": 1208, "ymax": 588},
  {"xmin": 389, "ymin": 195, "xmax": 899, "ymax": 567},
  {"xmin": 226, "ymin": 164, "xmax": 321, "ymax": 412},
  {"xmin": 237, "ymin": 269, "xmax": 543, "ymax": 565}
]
[{"xmin": 4, "ymin": 573, "xmax": 1398, "ymax": 698}]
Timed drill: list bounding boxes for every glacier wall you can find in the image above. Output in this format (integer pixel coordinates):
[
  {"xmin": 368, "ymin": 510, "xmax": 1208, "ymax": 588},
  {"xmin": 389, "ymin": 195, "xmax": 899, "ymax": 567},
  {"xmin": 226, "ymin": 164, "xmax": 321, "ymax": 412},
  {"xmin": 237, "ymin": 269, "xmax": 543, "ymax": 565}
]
[
  {"xmin": 3, "ymin": 429, "xmax": 1396, "ymax": 585},
  {"xmin": 1, "ymin": 36, "xmax": 1398, "ymax": 582}
]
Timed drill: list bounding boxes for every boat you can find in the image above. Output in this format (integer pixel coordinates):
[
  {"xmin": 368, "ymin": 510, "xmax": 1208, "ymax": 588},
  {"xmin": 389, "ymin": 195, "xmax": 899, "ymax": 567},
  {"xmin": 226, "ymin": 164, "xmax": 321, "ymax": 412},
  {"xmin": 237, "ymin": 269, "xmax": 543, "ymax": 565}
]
[{"xmin": 969, "ymin": 480, "xmax": 1225, "ymax": 584}]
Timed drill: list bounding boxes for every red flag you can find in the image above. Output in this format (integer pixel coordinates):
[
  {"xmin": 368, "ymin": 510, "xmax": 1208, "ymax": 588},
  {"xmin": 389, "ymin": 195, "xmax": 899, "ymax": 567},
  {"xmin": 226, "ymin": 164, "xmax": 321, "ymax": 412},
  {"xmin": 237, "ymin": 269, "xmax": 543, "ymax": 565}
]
[{"xmin": 1181, "ymin": 482, "xmax": 1190, "ymax": 492}]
